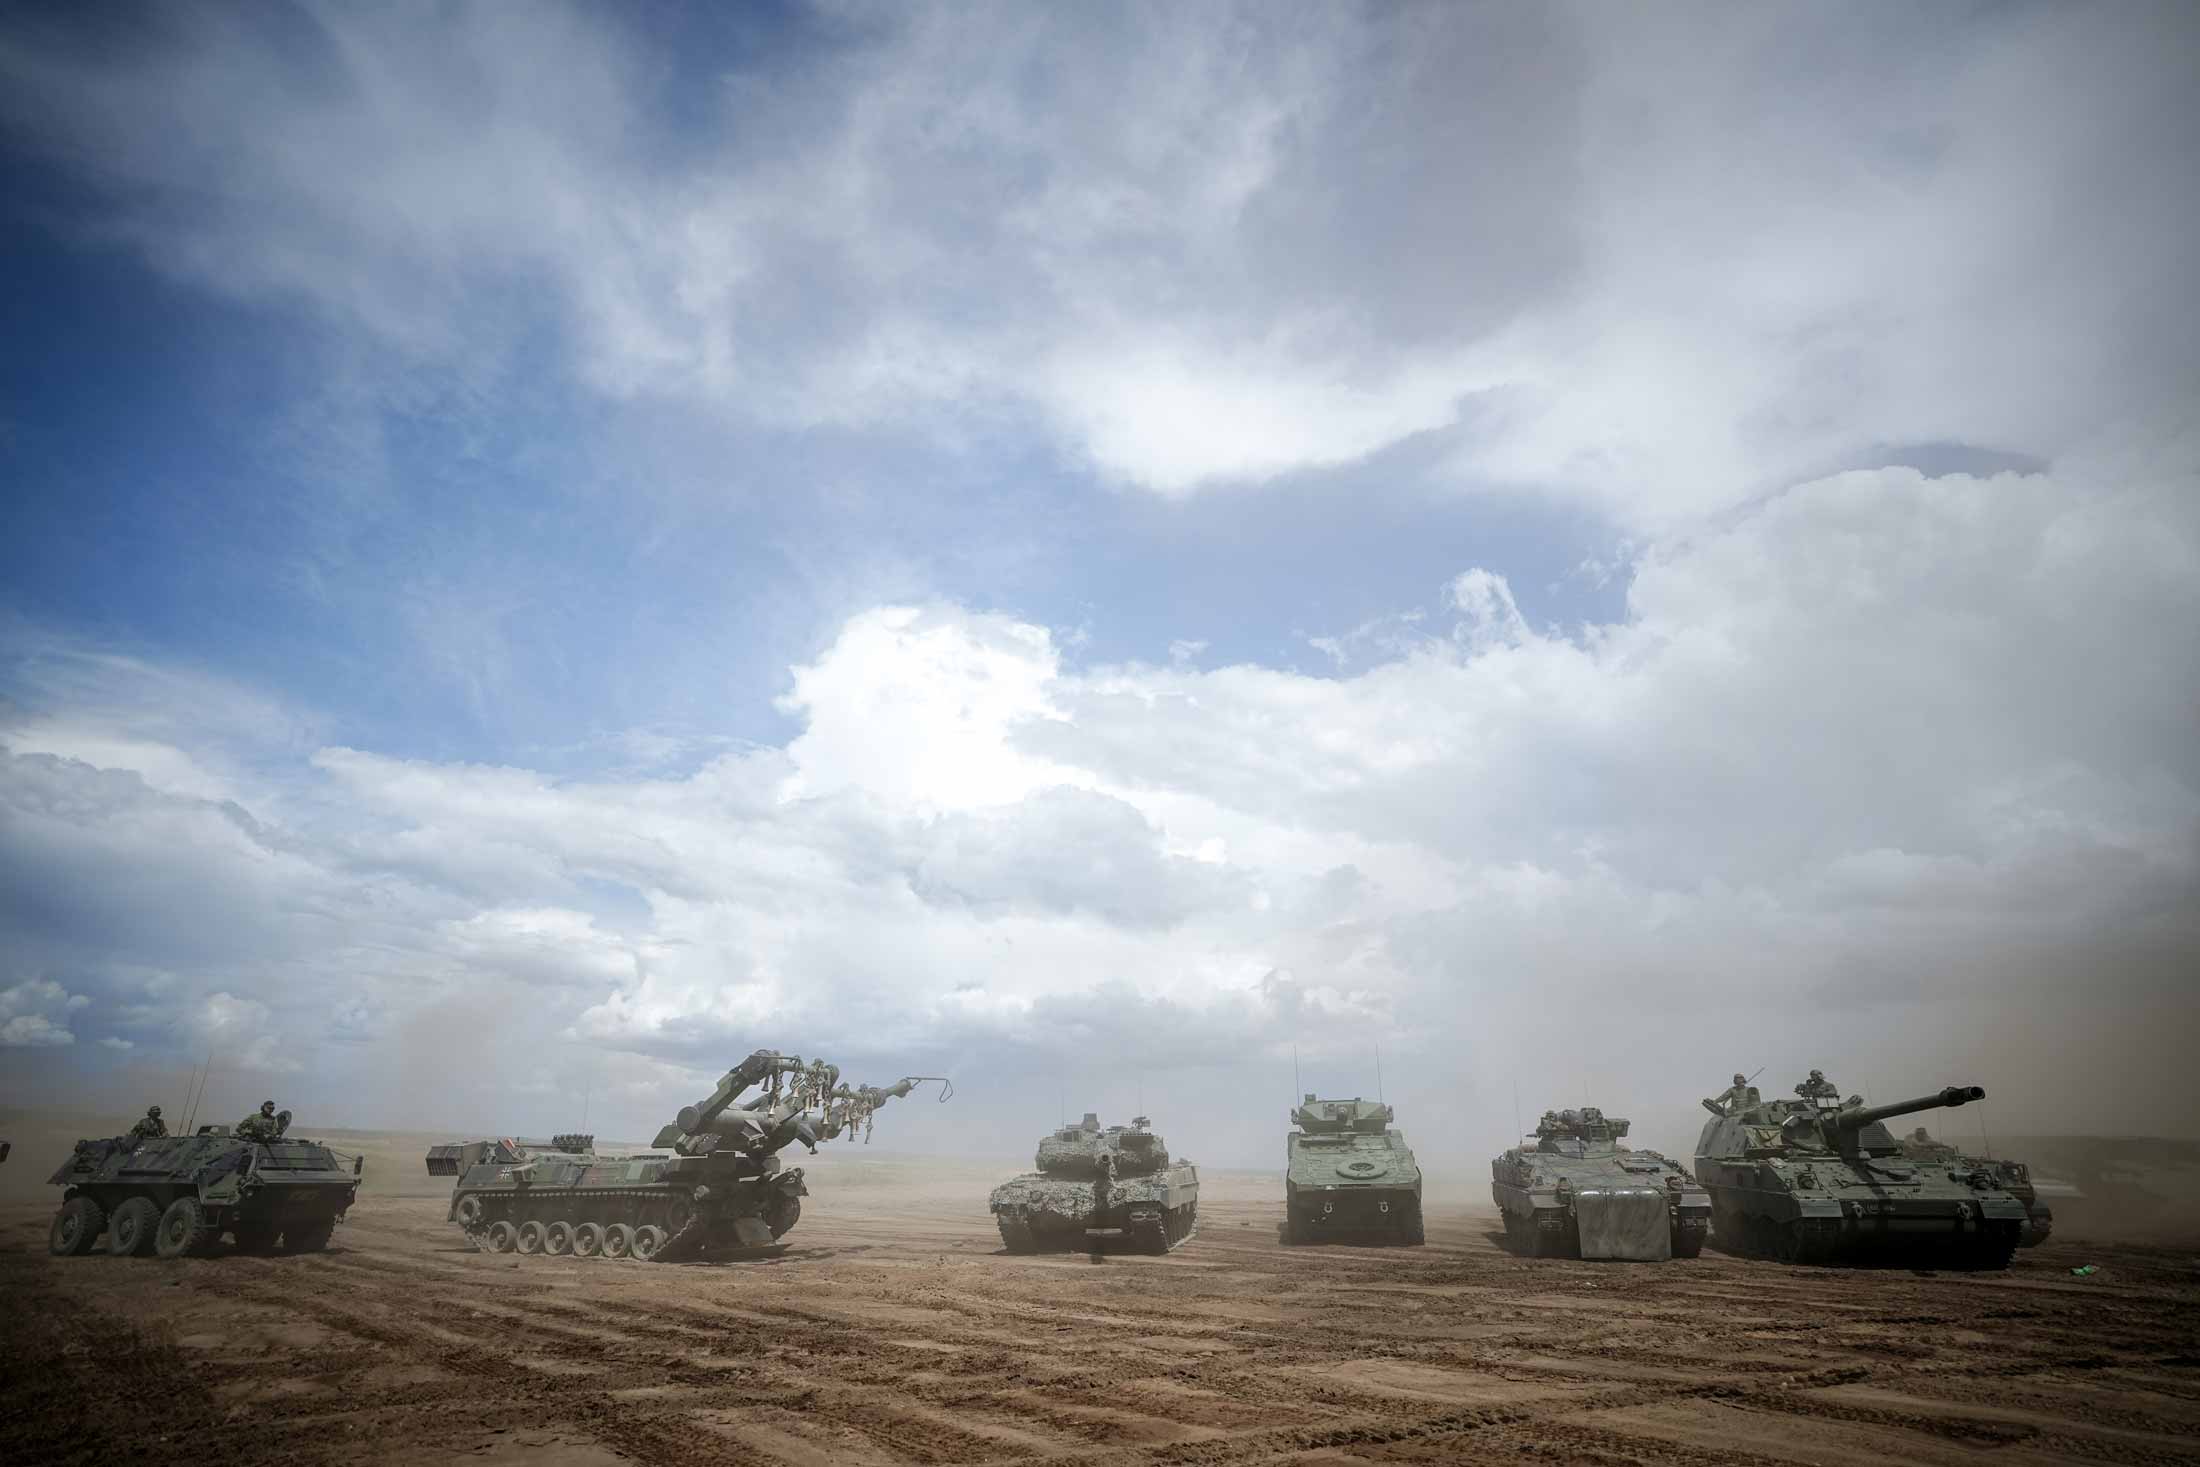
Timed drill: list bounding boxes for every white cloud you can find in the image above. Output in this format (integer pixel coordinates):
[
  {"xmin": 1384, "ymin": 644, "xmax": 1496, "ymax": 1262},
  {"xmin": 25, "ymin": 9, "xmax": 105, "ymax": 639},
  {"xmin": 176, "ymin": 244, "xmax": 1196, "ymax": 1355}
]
[{"xmin": 0, "ymin": 979, "xmax": 89, "ymax": 1048}]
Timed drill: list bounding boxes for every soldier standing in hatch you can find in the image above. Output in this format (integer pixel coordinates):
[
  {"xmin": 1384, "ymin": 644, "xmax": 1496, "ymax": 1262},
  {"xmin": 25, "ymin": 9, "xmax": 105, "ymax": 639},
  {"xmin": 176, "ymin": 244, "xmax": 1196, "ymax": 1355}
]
[
  {"xmin": 1796, "ymin": 1069, "xmax": 1839, "ymax": 1103},
  {"xmin": 1709, "ymin": 1073, "xmax": 1752, "ymax": 1115},
  {"xmin": 235, "ymin": 1100, "xmax": 282, "ymax": 1141},
  {"xmin": 127, "ymin": 1105, "xmax": 167, "ymax": 1141}
]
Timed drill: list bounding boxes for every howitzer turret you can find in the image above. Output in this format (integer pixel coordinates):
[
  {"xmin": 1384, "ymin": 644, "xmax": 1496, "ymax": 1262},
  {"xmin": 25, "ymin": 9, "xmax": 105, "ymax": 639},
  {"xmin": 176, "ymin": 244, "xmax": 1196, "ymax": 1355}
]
[
  {"xmin": 431, "ymin": 1046, "xmax": 948, "ymax": 1263},
  {"xmin": 1695, "ymin": 1071, "xmax": 2023, "ymax": 1268}
]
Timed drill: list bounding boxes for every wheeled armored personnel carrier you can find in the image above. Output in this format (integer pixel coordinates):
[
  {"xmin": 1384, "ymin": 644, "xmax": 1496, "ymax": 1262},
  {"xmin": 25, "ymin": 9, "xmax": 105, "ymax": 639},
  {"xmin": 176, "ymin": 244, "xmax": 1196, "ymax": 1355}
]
[
  {"xmin": 48, "ymin": 1112, "xmax": 362, "ymax": 1258},
  {"xmin": 1492, "ymin": 1106, "xmax": 1709, "ymax": 1259},
  {"xmin": 431, "ymin": 1050, "xmax": 948, "ymax": 1261},
  {"xmin": 1695, "ymin": 1073, "xmax": 2025, "ymax": 1267},
  {"xmin": 1284, "ymin": 1095, "xmax": 1423, "ymax": 1245},
  {"xmin": 989, "ymin": 1113, "xmax": 1199, "ymax": 1253},
  {"xmin": 1899, "ymin": 1126, "xmax": 2053, "ymax": 1247}
]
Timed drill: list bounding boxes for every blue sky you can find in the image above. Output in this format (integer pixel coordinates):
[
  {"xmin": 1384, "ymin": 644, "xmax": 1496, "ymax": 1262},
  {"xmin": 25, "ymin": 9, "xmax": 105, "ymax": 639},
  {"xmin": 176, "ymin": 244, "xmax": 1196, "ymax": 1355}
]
[{"xmin": 2, "ymin": 2, "xmax": 2195, "ymax": 1163}]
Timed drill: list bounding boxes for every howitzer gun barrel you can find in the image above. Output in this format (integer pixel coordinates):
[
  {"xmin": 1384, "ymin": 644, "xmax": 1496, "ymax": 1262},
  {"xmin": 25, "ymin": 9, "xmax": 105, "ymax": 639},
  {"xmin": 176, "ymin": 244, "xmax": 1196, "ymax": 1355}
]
[{"xmin": 1834, "ymin": 1086, "xmax": 1985, "ymax": 1133}]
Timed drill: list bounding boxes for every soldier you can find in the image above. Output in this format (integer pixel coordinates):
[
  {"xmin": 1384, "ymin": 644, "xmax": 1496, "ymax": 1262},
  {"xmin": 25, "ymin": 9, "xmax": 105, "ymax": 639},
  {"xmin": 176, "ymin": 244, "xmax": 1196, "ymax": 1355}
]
[
  {"xmin": 1706, "ymin": 1073, "xmax": 1752, "ymax": 1116},
  {"xmin": 1796, "ymin": 1069, "xmax": 1840, "ymax": 1103},
  {"xmin": 235, "ymin": 1099, "xmax": 281, "ymax": 1141},
  {"xmin": 128, "ymin": 1105, "xmax": 167, "ymax": 1141}
]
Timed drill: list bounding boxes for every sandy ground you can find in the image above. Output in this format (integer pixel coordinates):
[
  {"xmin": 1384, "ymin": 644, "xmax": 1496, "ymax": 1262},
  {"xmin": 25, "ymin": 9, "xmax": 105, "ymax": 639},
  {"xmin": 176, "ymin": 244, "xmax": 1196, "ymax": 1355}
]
[{"xmin": 5, "ymin": 1132, "xmax": 2199, "ymax": 1467}]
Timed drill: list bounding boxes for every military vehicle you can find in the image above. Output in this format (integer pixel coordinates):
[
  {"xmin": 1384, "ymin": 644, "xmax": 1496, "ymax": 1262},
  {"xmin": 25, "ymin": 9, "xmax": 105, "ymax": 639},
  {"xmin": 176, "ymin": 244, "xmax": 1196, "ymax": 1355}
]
[
  {"xmin": 430, "ymin": 1050, "xmax": 948, "ymax": 1261},
  {"xmin": 1898, "ymin": 1126, "xmax": 2053, "ymax": 1248},
  {"xmin": 48, "ymin": 1112, "xmax": 362, "ymax": 1259},
  {"xmin": 1283, "ymin": 1095, "xmax": 1423, "ymax": 1245},
  {"xmin": 1694, "ymin": 1073, "xmax": 2025, "ymax": 1267},
  {"xmin": 989, "ymin": 1113, "xmax": 1200, "ymax": 1254},
  {"xmin": 1492, "ymin": 1105, "xmax": 1709, "ymax": 1259}
]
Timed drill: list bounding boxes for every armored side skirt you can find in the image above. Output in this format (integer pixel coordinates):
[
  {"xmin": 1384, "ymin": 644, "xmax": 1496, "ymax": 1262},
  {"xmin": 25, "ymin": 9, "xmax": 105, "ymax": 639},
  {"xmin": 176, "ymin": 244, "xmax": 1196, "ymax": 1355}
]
[{"xmin": 1574, "ymin": 1187, "xmax": 1672, "ymax": 1261}]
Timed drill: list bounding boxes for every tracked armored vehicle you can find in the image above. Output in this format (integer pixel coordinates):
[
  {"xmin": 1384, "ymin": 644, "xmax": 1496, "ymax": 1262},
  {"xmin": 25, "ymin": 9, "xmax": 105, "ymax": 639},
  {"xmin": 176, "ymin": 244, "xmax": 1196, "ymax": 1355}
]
[
  {"xmin": 1284, "ymin": 1095, "xmax": 1423, "ymax": 1245},
  {"xmin": 1493, "ymin": 1106, "xmax": 1708, "ymax": 1259},
  {"xmin": 990, "ymin": 1113, "xmax": 1199, "ymax": 1254},
  {"xmin": 48, "ymin": 1113, "xmax": 362, "ymax": 1259},
  {"xmin": 431, "ymin": 1051, "xmax": 947, "ymax": 1261},
  {"xmin": 1899, "ymin": 1126, "xmax": 2053, "ymax": 1248},
  {"xmin": 1695, "ymin": 1072, "xmax": 2024, "ymax": 1267}
]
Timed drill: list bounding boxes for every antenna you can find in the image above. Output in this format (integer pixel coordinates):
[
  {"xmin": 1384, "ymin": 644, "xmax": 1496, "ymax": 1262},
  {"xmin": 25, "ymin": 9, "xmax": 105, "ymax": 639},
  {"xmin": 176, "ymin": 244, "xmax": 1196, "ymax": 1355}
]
[
  {"xmin": 581, "ymin": 1071, "xmax": 593, "ymax": 1131},
  {"xmin": 1976, "ymin": 1097, "xmax": 1993, "ymax": 1160},
  {"xmin": 1374, "ymin": 1043, "xmax": 1384, "ymax": 1104},
  {"xmin": 182, "ymin": 1051, "xmax": 213, "ymax": 1134},
  {"xmin": 1292, "ymin": 1043, "xmax": 1301, "ymax": 1099},
  {"xmin": 1511, "ymin": 1076, "xmax": 1523, "ymax": 1143}
]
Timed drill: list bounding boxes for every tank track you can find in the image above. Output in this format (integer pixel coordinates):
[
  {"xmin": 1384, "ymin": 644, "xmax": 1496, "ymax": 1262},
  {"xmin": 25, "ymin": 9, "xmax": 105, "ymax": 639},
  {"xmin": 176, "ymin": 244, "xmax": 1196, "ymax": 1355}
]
[
  {"xmin": 454, "ymin": 1183, "xmax": 797, "ymax": 1263},
  {"xmin": 1711, "ymin": 1204, "xmax": 2019, "ymax": 1270},
  {"xmin": 1124, "ymin": 1200, "xmax": 1199, "ymax": 1255}
]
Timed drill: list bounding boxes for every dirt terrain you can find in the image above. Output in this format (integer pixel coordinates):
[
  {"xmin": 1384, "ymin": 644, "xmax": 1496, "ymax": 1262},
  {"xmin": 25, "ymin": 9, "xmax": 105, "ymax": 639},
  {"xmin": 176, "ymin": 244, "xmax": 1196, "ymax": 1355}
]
[{"xmin": 5, "ymin": 1144, "xmax": 2198, "ymax": 1467}]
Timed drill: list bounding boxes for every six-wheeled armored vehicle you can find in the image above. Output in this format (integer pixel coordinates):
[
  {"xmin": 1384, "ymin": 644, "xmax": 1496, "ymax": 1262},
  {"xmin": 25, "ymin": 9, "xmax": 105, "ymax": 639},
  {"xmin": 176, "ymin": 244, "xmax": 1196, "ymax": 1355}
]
[
  {"xmin": 1694, "ymin": 1074, "xmax": 2024, "ymax": 1267},
  {"xmin": 1284, "ymin": 1095, "xmax": 1423, "ymax": 1245},
  {"xmin": 430, "ymin": 1050, "xmax": 948, "ymax": 1261},
  {"xmin": 48, "ymin": 1113, "xmax": 362, "ymax": 1259},
  {"xmin": 1898, "ymin": 1126, "xmax": 2054, "ymax": 1248},
  {"xmin": 990, "ymin": 1113, "xmax": 1200, "ymax": 1253},
  {"xmin": 1493, "ymin": 1105, "xmax": 1708, "ymax": 1259}
]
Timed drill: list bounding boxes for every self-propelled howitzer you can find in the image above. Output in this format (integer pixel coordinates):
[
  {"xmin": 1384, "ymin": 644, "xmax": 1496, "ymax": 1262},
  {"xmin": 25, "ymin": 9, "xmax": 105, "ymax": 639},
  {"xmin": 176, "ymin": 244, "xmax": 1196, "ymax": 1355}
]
[
  {"xmin": 1694, "ymin": 1075, "xmax": 2025, "ymax": 1267},
  {"xmin": 432, "ymin": 1049, "xmax": 949, "ymax": 1262}
]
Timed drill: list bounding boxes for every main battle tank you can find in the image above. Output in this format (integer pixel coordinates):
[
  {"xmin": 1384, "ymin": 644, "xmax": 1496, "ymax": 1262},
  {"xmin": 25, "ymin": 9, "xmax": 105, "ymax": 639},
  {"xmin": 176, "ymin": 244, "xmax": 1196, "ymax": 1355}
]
[
  {"xmin": 1283, "ymin": 1095, "xmax": 1423, "ymax": 1245},
  {"xmin": 1492, "ymin": 1106, "xmax": 1708, "ymax": 1259},
  {"xmin": 48, "ymin": 1113, "xmax": 362, "ymax": 1259},
  {"xmin": 1899, "ymin": 1126, "xmax": 2053, "ymax": 1248},
  {"xmin": 430, "ymin": 1050, "xmax": 948, "ymax": 1261},
  {"xmin": 1694, "ymin": 1072, "xmax": 2026, "ymax": 1267},
  {"xmin": 989, "ymin": 1113, "xmax": 1200, "ymax": 1253}
]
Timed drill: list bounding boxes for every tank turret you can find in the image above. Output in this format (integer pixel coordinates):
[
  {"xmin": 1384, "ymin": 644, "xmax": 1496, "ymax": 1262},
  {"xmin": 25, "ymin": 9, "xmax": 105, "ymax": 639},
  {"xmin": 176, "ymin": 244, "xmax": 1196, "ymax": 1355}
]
[{"xmin": 1695, "ymin": 1072, "xmax": 2024, "ymax": 1267}]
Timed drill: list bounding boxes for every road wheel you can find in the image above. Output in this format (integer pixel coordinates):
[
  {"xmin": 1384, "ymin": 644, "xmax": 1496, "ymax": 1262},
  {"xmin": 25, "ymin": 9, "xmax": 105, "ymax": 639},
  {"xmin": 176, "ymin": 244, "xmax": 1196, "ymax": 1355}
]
[
  {"xmin": 455, "ymin": 1195, "xmax": 486, "ymax": 1226},
  {"xmin": 155, "ymin": 1197, "xmax": 215, "ymax": 1259},
  {"xmin": 514, "ymin": 1220, "xmax": 545, "ymax": 1255},
  {"xmin": 765, "ymin": 1194, "xmax": 802, "ymax": 1239},
  {"xmin": 571, "ymin": 1222, "xmax": 604, "ymax": 1258},
  {"xmin": 603, "ymin": 1223, "xmax": 635, "ymax": 1260},
  {"xmin": 543, "ymin": 1220, "xmax": 573, "ymax": 1256},
  {"xmin": 51, "ymin": 1196, "xmax": 107, "ymax": 1256},
  {"xmin": 284, "ymin": 1217, "xmax": 337, "ymax": 1253},
  {"xmin": 484, "ymin": 1220, "xmax": 518, "ymax": 1253},
  {"xmin": 108, "ymin": 1197, "xmax": 160, "ymax": 1257},
  {"xmin": 632, "ymin": 1224, "xmax": 667, "ymax": 1261}
]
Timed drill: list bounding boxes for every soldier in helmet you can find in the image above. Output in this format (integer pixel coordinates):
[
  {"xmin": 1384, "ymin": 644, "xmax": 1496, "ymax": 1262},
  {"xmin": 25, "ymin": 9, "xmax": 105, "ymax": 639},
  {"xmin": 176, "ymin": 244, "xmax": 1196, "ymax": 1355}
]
[
  {"xmin": 1706, "ymin": 1073, "xmax": 1753, "ymax": 1116},
  {"xmin": 1796, "ymin": 1069, "xmax": 1840, "ymax": 1103},
  {"xmin": 127, "ymin": 1105, "xmax": 168, "ymax": 1141},
  {"xmin": 235, "ymin": 1100, "xmax": 282, "ymax": 1141}
]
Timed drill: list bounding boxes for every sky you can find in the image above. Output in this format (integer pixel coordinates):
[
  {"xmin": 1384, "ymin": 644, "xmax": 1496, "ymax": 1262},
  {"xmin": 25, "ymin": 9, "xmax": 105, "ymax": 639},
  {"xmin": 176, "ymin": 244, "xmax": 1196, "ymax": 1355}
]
[{"xmin": 1, "ymin": 1, "xmax": 2195, "ymax": 1172}]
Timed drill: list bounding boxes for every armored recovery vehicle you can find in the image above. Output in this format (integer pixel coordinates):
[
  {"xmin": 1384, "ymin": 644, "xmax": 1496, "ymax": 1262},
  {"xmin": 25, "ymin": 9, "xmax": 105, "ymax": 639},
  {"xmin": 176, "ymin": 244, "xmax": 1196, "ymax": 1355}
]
[
  {"xmin": 1284, "ymin": 1095, "xmax": 1423, "ymax": 1245},
  {"xmin": 1899, "ymin": 1127, "xmax": 2053, "ymax": 1248},
  {"xmin": 1695, "ymin": 1073, "xmax": 2025, "ymax": 1267},
  {"xmin": 989, "ymin": 1113, "xmax": 1200, "ymax": 1254},
  {"xmin": 430, "ymin": 1050, "xmax": 948, "ymax": 1261},
  {"xmin": 48, "ymin": 1112, "xmax": 362, "ymax": 1259},
  {"xmin": 1492, "ymin": 1106, "xmax": 1709, "ymax": 1259}
]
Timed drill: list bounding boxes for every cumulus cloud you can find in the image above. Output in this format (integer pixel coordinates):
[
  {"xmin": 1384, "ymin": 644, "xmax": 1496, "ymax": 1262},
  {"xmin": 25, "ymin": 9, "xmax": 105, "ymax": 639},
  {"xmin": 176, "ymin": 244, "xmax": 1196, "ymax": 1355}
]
[
  {"xmin": 0, "ymin": 979, "xmax": 88, "ymax": 1047},
  {"xmin": 2, "ymin": 454, "xmax": 2193, "ymax": 1156},
  {"xmin": 4, "ymin": 4, "xmax": 2190, "ymax": 515}
]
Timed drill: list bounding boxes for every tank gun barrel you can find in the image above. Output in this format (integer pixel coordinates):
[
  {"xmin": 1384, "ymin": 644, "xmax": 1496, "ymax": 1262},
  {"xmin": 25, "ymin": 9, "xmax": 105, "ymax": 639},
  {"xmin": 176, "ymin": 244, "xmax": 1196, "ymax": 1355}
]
[{"xmin": 1834, "ymin": 1086, "xmax": 1985, "ymax": 1134}]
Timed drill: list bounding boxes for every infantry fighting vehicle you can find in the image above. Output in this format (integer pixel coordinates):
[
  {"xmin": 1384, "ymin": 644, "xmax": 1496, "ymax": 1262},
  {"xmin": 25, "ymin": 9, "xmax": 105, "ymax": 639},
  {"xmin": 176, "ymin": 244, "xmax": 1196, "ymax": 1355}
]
[
  {"xmin": 1899, "ymin": 1126, "xmax": 2054, "ymax": 1248},
  {"xmin": 48, "ymin": 1112, "xmax": 362, "ymax": 1259},
  {"xmin": 1283, "ymin": 1095, "xmax": 1423, "ymax": 1245},
  {"xmin": 1492, "ymin": 1106, "xmax": 1709, "ymax": 1259},
  {"xmin": 429, "ymin": 1050, "xmax": 948, "ymax": 1261},
  {"xmin": 1694, "ymin": 1073, "xmax": 2025, "ymax": 1267},
  {"xmin": 990, "ymin": 1113, "xmax": 1200, "ymax": 1253}
]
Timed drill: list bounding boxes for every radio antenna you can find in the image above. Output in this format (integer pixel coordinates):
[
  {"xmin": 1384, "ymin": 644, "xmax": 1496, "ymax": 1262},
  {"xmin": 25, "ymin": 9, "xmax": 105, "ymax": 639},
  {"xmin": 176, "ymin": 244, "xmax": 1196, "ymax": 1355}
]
[
  {"xmin": 1292, "ymin": 1043, "xmax": 1301, "ymax": 1099},
  {"xmin": 1375, "ymin": 1043, "xmax": 1385, "ymax": 1104}
]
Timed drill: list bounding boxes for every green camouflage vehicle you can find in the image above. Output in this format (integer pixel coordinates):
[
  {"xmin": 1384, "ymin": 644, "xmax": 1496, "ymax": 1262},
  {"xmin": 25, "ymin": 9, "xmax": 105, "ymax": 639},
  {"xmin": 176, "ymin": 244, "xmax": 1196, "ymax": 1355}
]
[
  {"xmin": 1492, "ymin": 1106, "xmax": 1709, "ymax": 1259},
  {"xmin": 989, "ymin": 1113, "xmax": 1200, "ymax": 1254},
  {"xmin": 48, "ymin": 1113, "xmax": 362, "ymax": 1259},
  {"xmin": 1898, "ymin": 1126, "xmax": 2053, "ymax": 1248},
  {"xmin": 431, "ymin": 1049, "xmax": 948, "ymax": 1261},
  {"xmin": 1694, "ymin": 1073, "xmax": 2024, "ymax": 1267},
  {"xmin": 1284, "ymin": 1095, "xmax": 1423, "ymax": 1245}
]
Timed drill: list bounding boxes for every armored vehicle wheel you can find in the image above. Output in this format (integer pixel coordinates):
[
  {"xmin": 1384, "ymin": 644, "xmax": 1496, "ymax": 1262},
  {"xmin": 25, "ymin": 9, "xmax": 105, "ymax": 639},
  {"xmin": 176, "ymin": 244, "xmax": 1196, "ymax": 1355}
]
[
  {"xmin": 1398, "ymin": 1198, "xmax": 1425, "ymax": 1246},
  {"xmin": 108, "ymin": 1196, "xmax": 160, "ymax": 1257},
  {"xmin": 571, "ymin": 1221, "xmax": 605, "ymax": 1258},
  {"xmin": 51, "ymin": 1196, "xmax": 107, "ymax": 1256},
  {"xmin": 514, "ymin": 1220, "xmax": 545, "ymax": 1255},
  {"xmin": 603, "ymin": 1223, "xmax": 635, "ymax": 1260},
  {"xmin": 231, "ymin": 1220, "xmax": 281, "ymax": 1254},
  {"xmin": 765, "ymin": 1195, "xmax": 801, "ymax": 1239},
  {"xmin": 543, "ymin": 1220, "xmax": 574, "ymax": 1256},
  {"xmin": 455, "ymin": 1195, "xmax": 486, "ymax": 1226},
  {"xmin": 484, "ymin": 1220, "xmax": 518, "ymax": 1253},
  {"xmin": 155, "ymin": 1197, "xmax": 215, "ymax": 1259},
  {"xmin": 997, "ymin": 1216, "xmax": 1039, "ymax": 1253},
  {"xmin": 631, "ymin": 1224, "xmax": 667, "ymax": 1261},
  {"xmin": 284, "ymin": 1217, "xmax": 337, "ymax": 1253}
]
